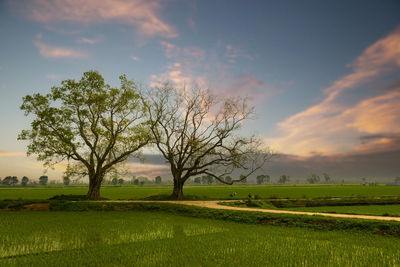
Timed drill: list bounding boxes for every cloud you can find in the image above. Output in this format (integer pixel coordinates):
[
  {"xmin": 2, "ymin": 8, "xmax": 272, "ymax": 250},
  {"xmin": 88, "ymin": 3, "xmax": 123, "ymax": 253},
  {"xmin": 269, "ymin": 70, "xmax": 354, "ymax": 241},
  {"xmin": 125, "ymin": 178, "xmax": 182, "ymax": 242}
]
[
  {"xmin": 262, "ymin": 150, "xmax": 400, "ymax": 182},
  {"xmin": 160, "ymin": 41, "xmax": 204, "ymax": 60},
  {"xmin": 150, "ymin": 61, "xmax": 207, "ymax": 87},
  {"xmin": 0, "ymin": 151, "xmax": 26, "ymax": 157},
  {"xmin": 188, "ymin": 17, "xmax": 196, "ymax": 32},
  {"xmin": 216, "ymin": 74, "xmax": 280, "ymax": 104},
  {"xmin": 268, "ymin": 27, "xmax": 400, "ymax": 156},
  {"xmin": 152, "ymin": 40, "xmax": 278, "ymax": 103},
  {"xmin": 131, "ymin": 55, "xmax": 140, "ymax": 62},
  {"xmin": 126, "ymin": 150, "xmax": 400, "ymax": 181},
  {"xmin": 45, "ymin": 74, "xmax": 62, "ymax": 80},
  {"xmin": 126, "ymin": 161, "xmax": 169, "ymax": 178},
  {"xmin": 76, "ymin": 37, "xmax": 99, "ymax": 44},
  {"xmin": 16, "ymin": 0, "xmax": 177, "ymax": 39},
  {"xmin": 34, "ymin": 39, "xmax": 88, "ymax": 59},
  {"xmin": 224, "ymin": 44, "xmax": 252, "ymax": 64},
  {"xmin": 151, "ymin": 41, "xmax": 207, "ymax": 87}
]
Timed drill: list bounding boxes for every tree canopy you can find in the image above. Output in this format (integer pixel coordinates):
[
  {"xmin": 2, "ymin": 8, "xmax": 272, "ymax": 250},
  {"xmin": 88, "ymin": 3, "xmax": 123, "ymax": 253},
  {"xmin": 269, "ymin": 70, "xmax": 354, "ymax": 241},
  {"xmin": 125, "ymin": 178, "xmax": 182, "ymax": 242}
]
[{"xmin": 19, "ymin": 71, "xmax": 150, "ymax": 199}]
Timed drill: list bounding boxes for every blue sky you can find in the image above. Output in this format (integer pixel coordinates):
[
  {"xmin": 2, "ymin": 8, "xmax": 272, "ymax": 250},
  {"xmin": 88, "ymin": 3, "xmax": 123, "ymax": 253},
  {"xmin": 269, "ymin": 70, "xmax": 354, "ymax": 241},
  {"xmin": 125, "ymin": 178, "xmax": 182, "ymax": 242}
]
[{"xmin": 0, "ymin": 0, "xmax": 400, "ymax": 180}]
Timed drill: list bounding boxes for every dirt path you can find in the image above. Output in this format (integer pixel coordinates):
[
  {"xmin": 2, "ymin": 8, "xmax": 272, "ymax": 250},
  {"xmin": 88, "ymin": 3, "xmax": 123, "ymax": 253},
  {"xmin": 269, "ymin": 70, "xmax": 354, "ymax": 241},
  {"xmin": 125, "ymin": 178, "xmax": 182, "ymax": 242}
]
[{"xmin": 110, "ymin": 200, "xmax": 400, "ymax": 222}]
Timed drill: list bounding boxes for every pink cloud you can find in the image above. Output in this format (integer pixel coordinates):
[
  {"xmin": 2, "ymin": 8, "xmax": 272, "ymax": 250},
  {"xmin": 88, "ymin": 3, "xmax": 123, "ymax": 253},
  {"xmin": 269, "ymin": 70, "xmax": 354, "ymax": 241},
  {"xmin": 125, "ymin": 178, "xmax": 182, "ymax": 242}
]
[
  {"xmin": 151, "ymin": 41, "xmax": 207, "ymax": 87},
  {"xmin": 76, "ymin": 37, "xmax": 99, "ymax": 44},
  {"xmin": 160, "ymin": 41, "xmax": 205, "ymax": 60},
  {"xmin": 34, "ymin": 40, "xmax": 88, "ymax": 59},
  {"xmin": 216, "ymin": 74, "xmax": 278, "ymax": 104},
  {"xmin": 17, "ymin": 0, "xmax": 177, "ymax": 39},
  {"xmin": 152, "ymin": 41, "xmax": 277, "ymax": 104},
  {"xmin": 160, "ymin": 41, "xmax": 179, "ymax": 58},
  {"xmin": 131, "ymin": 55, "xmax": 140, "ymax": 62},
  {"xmin": 150, "ymin": 61, "xmax": 207, "ymax": 88},
  {"xmin": 224, "ymin": 44, "xmax": 252, "ymax": 64},
  {"xmin": 267, "ymin": 27, "xmax": 400, "ymax": 156}
]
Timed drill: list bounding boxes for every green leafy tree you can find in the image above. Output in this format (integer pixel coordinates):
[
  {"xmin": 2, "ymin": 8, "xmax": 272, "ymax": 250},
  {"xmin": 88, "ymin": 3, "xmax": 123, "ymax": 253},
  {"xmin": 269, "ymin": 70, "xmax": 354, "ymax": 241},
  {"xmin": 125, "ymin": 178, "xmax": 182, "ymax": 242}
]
[
  {"xmin": 323, "ymin": 173, "xmax": 331, "ymax": 183},
  {"xmin": 2, "ymin": 176, "xmax": 18, "ymax": 186},
  {"xmin": 155, "ymin": 176, "xmax": 162, "ymax": 184},
  {"xmin": 361, "ymin": 177, "xmax": 366, "ymax": 185},
  {"xmin": 278, "ymin": 175, "xmax": 290, "ymax": 184},
  {"xmin": 39, "ymin": 176, "xmax": 48, "ymax": 186},
  {"xmin": 1, "ymin": 177, "xmax": 10, "ymax": 185},
  {"xmin": 201, "ymin": 175, "xmax": 213, "ymax": 185},
  {"xmin": 307, "ymin": 174, "xmax": 320, "ymax": 184},
  {"xmin": 194, "ymin": 177, "xmax": 201, "ymax": 184},
  {"xmin": 146, "ymin": 85, "xmax": 271, "ymax": 199},
  {"xmin": 112, "ymin": 177, "xmax": 118, "ymax": 185},
  {"xmin": 19, "ymin": 71, "xmax": 150, "ymax": 200},
  {"xmin": 240, "ymin": 174, "xmax": 247, "ymax": 184},
  {"xmin": 63, "ymin": 176, "xmax": 70, "ymax": 186},
  {"xmin": 256, "ymin": 174, "xmax": 270, "ymax": 184},
  {"xmin": 21, "ymin": 176, "xmax": 29, "ymax": 186},
  {"xmin": 133, "ymin": 179, "xmax": 139, "ymax": 185},
  {"xmin": 118, "ymin": 178, "xmax": 124, "ymax": 185},
  {"xmin": 225, "ymin": 176, "xmax": 232, "ymax": 183}
]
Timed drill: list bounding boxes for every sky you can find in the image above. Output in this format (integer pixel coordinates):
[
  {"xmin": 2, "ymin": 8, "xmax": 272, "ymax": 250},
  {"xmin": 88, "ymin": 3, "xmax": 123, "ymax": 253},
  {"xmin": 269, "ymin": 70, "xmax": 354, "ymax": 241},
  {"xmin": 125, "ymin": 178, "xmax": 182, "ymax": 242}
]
[{"xmin": 0, "ymin": 0, "xmax": 399, "ymax": 182}]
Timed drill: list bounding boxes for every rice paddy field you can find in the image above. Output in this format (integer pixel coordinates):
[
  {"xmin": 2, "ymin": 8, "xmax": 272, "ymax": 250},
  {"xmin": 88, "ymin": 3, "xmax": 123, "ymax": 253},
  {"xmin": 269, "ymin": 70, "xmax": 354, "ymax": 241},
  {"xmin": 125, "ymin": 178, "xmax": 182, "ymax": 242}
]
[
  {"xmin": 1, "ymin": 211, "xmax": 400, "ymax": 266},
  {"xmin": 286, "ymin": 204, "xmax": 400, "ymax": 217},
  {"xmin": 2, "ymin": 185, "xmax": 400, "ymax": 266},
  {"xmin": 1, "ymin": 184, "xmax": 400, "ymax": 200}
]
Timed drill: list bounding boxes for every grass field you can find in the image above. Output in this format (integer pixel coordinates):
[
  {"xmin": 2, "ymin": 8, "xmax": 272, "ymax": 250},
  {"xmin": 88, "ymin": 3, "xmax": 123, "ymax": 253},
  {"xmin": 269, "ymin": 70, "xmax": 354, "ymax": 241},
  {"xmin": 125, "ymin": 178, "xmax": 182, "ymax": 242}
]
[
  {"xmin": 286, "ymin": 204, "xmax": 400, "ymax": 217},
  {"xmin": 1, "ymin": 184, "xmax": 400, "ymax": 200},
  {"xmin": 1, "ymin": 211, "xmax": 400, "ymax": 266}
]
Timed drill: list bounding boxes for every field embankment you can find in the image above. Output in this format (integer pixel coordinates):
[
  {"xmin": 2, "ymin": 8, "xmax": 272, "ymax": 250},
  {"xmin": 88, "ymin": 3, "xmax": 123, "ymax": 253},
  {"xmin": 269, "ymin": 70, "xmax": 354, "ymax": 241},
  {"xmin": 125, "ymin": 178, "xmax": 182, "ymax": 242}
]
[{"xmin": 1, "ymin": 184, "xmax": 400, "ymax": 200}]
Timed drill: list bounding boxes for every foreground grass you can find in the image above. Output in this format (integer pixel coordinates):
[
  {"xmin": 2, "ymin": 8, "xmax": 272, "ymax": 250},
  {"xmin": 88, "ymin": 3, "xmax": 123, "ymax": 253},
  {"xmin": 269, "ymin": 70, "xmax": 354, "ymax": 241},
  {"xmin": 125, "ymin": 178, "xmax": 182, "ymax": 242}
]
[
  {"xmin": 287, "ymin": 204, "xmax": 400, "ymax": 217},
  {"xmin": 1, "ymin": 184, "xmax": 400, "ymax": 200},
  {"xmin": 1, "ymin": 211, "xmax": 400, "ymax": 266}
]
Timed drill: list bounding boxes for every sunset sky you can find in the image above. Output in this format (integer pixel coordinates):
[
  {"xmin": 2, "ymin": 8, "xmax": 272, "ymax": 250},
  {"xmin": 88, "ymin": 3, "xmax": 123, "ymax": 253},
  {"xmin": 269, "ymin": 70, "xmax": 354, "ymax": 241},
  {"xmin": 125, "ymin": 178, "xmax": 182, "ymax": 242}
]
[{"xmin": 0, "ymin": 0, "xmax": 399, "ymax": 182}]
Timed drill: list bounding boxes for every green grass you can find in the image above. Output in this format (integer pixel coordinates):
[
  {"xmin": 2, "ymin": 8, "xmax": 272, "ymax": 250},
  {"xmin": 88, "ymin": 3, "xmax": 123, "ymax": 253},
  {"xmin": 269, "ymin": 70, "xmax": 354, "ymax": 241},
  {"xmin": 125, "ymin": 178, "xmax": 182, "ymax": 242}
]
[
  {"xmin": 1, "ymin": 184, "xmax": 400, "ymax": 200},
  {"xmin": 1, "ymin": 211, "xmax": 400, "ymax": 266},
  {"xmin": 287, "ymin": 204, "xmax": 400, "ymax": 217}
]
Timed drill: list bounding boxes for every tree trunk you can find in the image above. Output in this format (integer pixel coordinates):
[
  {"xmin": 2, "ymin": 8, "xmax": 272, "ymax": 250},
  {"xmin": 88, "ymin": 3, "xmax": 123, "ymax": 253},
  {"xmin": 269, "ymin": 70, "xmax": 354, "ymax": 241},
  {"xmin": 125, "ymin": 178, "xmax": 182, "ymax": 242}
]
[
  {"xmin": 87, "ymin": 174, "xmax": 103, "ymax": 200},
  {"xmin": 171, "ymin": 178, "xmax": 184, "ymax": 200}
]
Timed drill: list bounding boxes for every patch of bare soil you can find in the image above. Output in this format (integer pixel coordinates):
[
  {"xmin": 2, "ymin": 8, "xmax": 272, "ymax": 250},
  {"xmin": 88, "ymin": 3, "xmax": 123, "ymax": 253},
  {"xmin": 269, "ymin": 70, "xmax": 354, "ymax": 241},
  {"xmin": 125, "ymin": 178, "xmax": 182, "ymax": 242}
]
[{"xmin": 22, "ymin": 203, "xmax": 50, "ymax": 211}]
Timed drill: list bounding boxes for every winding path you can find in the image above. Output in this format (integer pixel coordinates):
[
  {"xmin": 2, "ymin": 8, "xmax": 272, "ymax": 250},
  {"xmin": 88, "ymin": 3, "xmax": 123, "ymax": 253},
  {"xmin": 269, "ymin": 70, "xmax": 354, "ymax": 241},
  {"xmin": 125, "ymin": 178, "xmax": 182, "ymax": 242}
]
[{"xmin": 115, "ymin": 200, "xmax": 400, "ymax": 222}]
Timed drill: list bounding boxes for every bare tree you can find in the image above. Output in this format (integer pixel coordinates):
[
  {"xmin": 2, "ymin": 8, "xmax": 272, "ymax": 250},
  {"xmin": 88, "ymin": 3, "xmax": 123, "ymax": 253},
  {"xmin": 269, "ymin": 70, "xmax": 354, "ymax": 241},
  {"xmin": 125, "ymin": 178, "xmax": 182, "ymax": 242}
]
[{"xmin": 146, "ymin": 85, "xmax": 271, "ymax": 199}]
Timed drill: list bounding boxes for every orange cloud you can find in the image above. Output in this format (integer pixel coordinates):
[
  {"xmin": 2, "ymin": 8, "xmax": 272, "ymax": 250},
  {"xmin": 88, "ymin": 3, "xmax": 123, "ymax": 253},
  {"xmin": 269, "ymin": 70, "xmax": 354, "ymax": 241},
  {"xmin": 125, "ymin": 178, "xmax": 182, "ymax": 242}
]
[
  {"xmin": 268, "ymin": 27, "xmax": 400, "ymax": 156},
  {"xmin": 0, "ymin": 151, "xmax": 26, "ymax": 157},
  {"xmin": 17, "ymin": 0, "xmax": 177, "ymax": 39}
]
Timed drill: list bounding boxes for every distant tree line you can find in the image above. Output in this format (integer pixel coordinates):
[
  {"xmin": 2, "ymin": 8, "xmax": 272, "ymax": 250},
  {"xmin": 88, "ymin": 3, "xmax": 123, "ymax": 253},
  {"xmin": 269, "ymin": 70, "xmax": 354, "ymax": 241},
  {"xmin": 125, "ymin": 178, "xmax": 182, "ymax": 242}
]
[{"xmin": 0, "ymin": 175, "xmax": 49, "ymax": 186}]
